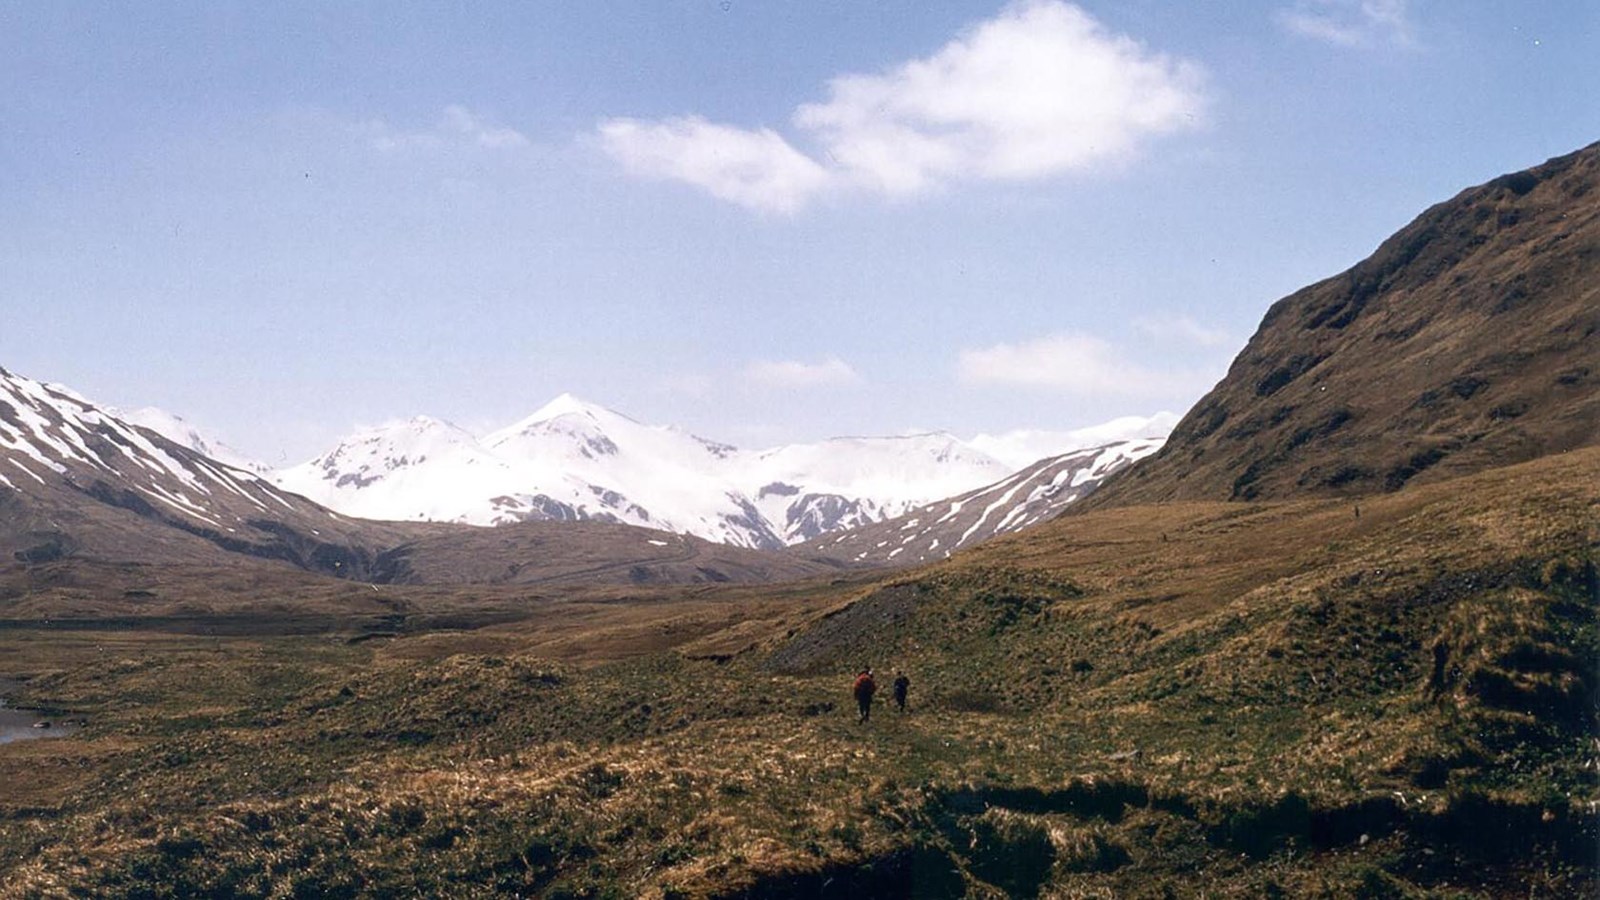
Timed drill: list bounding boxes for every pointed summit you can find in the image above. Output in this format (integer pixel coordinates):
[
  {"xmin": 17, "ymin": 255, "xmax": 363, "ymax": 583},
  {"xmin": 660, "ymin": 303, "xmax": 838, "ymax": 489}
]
[
  {"xmin": 529, "ymin": 392, "xmax": 597, "ymax": 422},
  {"xmin": 487, "ymin": 394, "xmax": 633, "ymax": 440}
]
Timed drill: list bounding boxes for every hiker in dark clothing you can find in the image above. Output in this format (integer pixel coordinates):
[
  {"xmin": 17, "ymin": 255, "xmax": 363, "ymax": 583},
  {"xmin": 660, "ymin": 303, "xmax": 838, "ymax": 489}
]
[
  {"xmin": 853, "ymin": 668, "xmax": 877, "ymax": 723},
  {"xmin": 892, "ymin": 671, "xmax": 910, "ymax": 712}
]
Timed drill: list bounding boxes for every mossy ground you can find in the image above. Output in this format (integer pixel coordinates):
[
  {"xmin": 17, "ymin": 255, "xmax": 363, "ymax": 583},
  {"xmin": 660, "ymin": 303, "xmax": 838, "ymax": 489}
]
[{"xmin": 1, "ymin": 451, "xmax": 1596, "ymax": 898}]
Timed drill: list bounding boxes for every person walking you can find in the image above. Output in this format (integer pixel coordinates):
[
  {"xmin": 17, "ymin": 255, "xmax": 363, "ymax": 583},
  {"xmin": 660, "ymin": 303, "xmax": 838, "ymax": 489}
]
[
  {"xmin": 892, "ymin": 670, "xmax": 910, "ymax": 713},
  {"xmin": 852, "ymin": 667, "xmax": 877, "ymax": 723}
]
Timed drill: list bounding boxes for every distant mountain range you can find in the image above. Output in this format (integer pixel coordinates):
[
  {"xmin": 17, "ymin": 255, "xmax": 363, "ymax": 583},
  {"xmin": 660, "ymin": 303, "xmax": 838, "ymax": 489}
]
[
  {"xmin": 0, "ymin": 368, "xmax": 855, "ymax": 587},
  {"xmin": 269, "ymin": 395, "xmax": 1171, "ymax": 550},
  {"xmin": 1, "ymin": 364, "xmax": 1172, "ymax": 581}
]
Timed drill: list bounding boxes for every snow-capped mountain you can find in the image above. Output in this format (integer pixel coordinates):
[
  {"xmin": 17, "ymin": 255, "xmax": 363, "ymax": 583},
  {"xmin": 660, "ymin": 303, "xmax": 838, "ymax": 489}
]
[
  {"xmin": 740, "ymin": 433, "xmax": 1013, "ymax": 543},
  {"xmin": 110, "ymin": 406, "xmax": 271, "ymax": 476},
  {"xmin": 0, "ymin": 366, "xmax": 395, "ymax": 574},
  {"xmin": 277, "ymin": 395, "xmax": 1167, "ymax": 551},
  {"xmin": 803, "ymin": 438, "xmax": 1165, "ymax": 566},
  {"xmin": 278, "ymin": 397, "xmax": 785, "ymax": 547},
  {"xmin": 0, "ymin": 365, "xmax": 857, "ymax": 587},
  {"xmin": 1, "ymin": 362, "xmax": 1171, "ymax": 564},
  {"xmin": 483, "ymin": 395, "xmax": 775, "ymax": 545}
]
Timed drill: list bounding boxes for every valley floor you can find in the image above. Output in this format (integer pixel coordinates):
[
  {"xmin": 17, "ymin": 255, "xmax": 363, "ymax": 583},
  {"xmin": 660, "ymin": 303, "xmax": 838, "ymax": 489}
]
[{"xmin": 1, "ymin": 450, "xmax": 1596, "ymax": 898}]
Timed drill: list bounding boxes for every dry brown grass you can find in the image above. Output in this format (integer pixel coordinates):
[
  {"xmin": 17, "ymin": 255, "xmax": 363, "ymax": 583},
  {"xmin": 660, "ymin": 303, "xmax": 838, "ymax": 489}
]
[{"xmin": 0, "ymin": 449, "xmax": 1594, "ymax": 897}]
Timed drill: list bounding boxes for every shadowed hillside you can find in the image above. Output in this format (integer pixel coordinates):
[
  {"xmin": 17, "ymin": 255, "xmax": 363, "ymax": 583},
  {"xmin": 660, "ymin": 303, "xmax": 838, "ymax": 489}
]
[{"xmin": 1088, "ymin": 141, "xmax": 1600, "ymax": 509}]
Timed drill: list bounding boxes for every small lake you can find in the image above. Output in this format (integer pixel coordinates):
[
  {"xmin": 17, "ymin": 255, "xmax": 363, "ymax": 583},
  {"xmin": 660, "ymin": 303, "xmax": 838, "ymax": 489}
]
[{"xmin": 0, "ymin": 677, "xmax": 76, "ymax": 744}]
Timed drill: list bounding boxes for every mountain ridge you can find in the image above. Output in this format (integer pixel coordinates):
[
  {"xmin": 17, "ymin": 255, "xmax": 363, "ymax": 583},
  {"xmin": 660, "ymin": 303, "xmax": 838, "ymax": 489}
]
[
  {"xmin": 804, "ymin": 438, "xmax": 1163, "ymax": 566},
  {"xmin": 0, "ymin": 367, "xmax": 863, "ymax": 589},
  {"xmin": 0, "ymin": 365, "xmax": 406, "ymax": 578},
  {"xmin": 1085, "ymin": 140, "xmax": 1600, "ymax": 509}
]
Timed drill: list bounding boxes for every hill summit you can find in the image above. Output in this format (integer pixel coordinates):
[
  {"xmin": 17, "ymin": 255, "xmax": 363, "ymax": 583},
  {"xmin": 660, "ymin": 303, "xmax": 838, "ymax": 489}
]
[{"xmin": 1091, "ymin": 141, "xmax": 1600, "ymax": 507}]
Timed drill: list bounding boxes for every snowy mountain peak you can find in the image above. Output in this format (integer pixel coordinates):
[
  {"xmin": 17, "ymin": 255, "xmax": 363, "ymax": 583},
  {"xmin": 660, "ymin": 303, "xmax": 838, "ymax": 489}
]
[
  {"xmin": 529, "ymin": 392, "xmax": 607, "ymax": 422},
  {"xmin": 489, "ymin": 394, "xmax": 633, "ymax": 440},
  {"xmin": 298, "ymin": 415, "xmax": 491, "ymax": 497}
]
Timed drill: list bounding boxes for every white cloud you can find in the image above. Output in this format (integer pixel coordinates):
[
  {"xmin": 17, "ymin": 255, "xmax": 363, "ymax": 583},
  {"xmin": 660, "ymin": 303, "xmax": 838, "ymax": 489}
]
[
  {"xmin": 796, "ymin": 0, "xmax": 1207, "ymax": 194},
  {"xmin": 597, "ymin": 117, "xmax": 832, "ymax": 215},
  {"xmin": 745, "ymin": 358, "xmax": 861, "ymax": 388},
  {"xmin": 364, "ymin": 105, "xmax": 530, "ymax": 153},
  {"xmin": 440, "ymin": 105, "xmax": 530, "ymax": 149},
  {"xmin": 1276, "ymin": 0, "xmax": 1414, "ymax": 48},
  {"xmin": 597, "ymin": 0, "xmax": 1208, "ymax": 212},
  {"xmin": 1132, "ymin": 313, "xmax": 1234, "ymax": 348},
  {"xmin": 957, "ymin": 331, "xmax": 1194, "ymax": 397}
]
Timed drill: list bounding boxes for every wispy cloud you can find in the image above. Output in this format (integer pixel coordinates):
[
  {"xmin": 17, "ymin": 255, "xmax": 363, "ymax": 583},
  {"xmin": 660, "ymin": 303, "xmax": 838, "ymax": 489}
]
[
  {"xmin": 363, "ymin": 105, "xmax": 530, "ymax": 153},
  {"xmin": 597, "ymin": 117, "xmax": 832, "ymax": 215},
  {"xmin": 598, "ymin": 0, "xmax": 1208, "ymax": 213},
  {"xmin": 745, "ymin": 358, "xmax": 861, "ymax": 388},
  {"xmin": 1276, "ymin": 0, "xmax": 1414, "ymax": 48},
  {"xmin": 441, "ymin": 105, "xmax": 530, "ymax": 149},
  {"xmin": 957, "ymin": 331, "xmax": 1197, "ymax": 397},
  {"xmin": 1132, "ymin": 313, "xmax": 1234, "ymax": 348}
]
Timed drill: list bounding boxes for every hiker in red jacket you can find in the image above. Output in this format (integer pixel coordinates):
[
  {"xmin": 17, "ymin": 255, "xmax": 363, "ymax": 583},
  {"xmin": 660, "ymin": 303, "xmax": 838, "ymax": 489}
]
[{"xmin": 853, "ymin": 667, "xmax": 877, "ymax": 723}]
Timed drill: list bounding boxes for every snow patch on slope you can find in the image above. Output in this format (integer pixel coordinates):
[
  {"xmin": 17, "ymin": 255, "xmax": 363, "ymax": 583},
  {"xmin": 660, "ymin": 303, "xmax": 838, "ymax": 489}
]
[
  {"xmin": 112, "ymin": 407, "xmax": 271, "ymax": 476},
  {"xmin": 0, "ymin": 366, "xmax": 310, "ymax": 528}
]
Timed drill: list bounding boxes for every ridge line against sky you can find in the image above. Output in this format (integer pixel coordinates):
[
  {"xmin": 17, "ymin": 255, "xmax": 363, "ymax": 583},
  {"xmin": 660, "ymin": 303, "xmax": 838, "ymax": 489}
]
[{"xmin": 2, "ymin": 0, "xmax": 1596, "ymax": 463}]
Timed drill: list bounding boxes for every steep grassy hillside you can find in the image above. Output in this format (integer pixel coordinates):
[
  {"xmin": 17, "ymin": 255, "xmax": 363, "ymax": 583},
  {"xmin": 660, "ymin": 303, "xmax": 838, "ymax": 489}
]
[
  {"xmin": 1, "ymin": 449, "xmax": 1593, "ymax": 897},
  {"xmin": 1089, "ymin": 141, "xmax": 1600, "ymax": 509}
]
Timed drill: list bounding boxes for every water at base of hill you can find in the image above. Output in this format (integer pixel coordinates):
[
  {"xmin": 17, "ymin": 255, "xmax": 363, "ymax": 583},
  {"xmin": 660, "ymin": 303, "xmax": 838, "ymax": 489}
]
[{"xmin": 0, "ymin": 677, "xmax": 76, "ymax": 744}]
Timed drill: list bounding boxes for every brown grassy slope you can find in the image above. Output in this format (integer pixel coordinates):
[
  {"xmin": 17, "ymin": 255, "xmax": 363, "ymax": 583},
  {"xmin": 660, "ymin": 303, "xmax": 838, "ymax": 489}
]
[
  {"xmin": 0, "ymin": 450, "xmax": 1593, "ymax": 897},
  {"xmin": 765, "ymin": 445, "xmax": 1600, "ymax": 692},
  {"xmin": 374, "ymin": 519, "xmax": 852, "ymax": 587},
  {"xmin": 0, "ymin": 474, "xmax": 430, "ymax": 574},
  {"xmin": 0, "ymin": 505, "xmax": 852, "ymax": 621},
  {"xmin": 1088, "ymin": 141, "xmax": 1600, "ymax": 509}
]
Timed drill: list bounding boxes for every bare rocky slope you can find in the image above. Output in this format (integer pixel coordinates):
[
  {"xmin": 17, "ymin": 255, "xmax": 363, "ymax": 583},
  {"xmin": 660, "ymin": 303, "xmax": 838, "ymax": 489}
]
[{"xmin": 1087, "ymin": 141, "xmax": 1600, "ymax": 508}]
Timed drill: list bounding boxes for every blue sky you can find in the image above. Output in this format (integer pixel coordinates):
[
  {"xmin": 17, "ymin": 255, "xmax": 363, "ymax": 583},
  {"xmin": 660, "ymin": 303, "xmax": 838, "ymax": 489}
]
[{"xmin": 3, "ymin": 1, "xmax": 1596, "ymax": 464}]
